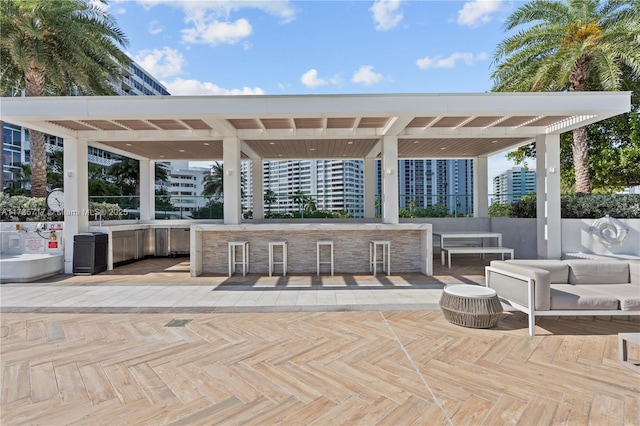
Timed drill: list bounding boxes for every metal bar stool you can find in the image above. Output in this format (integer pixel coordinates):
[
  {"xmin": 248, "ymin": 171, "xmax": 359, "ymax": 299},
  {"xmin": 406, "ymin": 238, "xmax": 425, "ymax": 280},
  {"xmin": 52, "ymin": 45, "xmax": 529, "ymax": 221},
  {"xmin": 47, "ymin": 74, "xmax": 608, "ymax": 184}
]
[
  {"xmin": 268, "ymin": 240, "xmax": 287, "ymax": 277},
  {"xmin": 316, "ymin": 240, "xmax": 334, "ymax": 276},
  {"xmin": 369, "ymin": 239, "xmax": 390, "ymax": 275},
  {"xmin": 228, "ymin": 240, "xmax": 249, "ymax": 277}
]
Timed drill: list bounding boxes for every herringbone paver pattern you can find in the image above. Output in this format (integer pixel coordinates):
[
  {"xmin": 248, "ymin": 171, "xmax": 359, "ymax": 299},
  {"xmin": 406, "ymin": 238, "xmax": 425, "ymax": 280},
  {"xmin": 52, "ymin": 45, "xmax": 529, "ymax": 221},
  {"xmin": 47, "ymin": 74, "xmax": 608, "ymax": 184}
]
[{"xmin": 1, "ymin": 311, "xmax": 639, "ymax": 425}]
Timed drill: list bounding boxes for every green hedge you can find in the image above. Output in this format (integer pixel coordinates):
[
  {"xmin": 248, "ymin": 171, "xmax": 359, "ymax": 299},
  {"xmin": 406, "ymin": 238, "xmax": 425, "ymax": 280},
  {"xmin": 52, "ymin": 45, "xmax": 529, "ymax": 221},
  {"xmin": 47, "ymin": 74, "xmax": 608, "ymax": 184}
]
[
  {"xmin": 561, "ymin": 194, "xmax": 640, "ymax": 218},
  {"xmin": 0, "ymin": 194, "xmax": 125, "ymax": 222},
  {"xmin": 490, "ymin": 194, "xmax": 640, "ymax": 218}
]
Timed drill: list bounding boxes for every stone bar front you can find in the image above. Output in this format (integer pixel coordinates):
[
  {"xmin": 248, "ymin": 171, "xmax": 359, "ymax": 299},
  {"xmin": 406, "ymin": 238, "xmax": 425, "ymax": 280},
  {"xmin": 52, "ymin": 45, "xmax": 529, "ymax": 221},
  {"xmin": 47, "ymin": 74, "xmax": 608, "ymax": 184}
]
[{"xmin": 190, "ymin": 223, "xmax": 433, "ymax": 277}]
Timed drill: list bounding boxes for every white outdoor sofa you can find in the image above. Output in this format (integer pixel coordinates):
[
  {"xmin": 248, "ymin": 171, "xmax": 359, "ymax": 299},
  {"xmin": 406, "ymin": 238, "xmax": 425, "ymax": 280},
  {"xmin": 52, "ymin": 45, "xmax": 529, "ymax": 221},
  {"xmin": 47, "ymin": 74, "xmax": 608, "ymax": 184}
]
[{"xmin": 485, "ymin": 259, "xmax": 640, "ymax": 336}]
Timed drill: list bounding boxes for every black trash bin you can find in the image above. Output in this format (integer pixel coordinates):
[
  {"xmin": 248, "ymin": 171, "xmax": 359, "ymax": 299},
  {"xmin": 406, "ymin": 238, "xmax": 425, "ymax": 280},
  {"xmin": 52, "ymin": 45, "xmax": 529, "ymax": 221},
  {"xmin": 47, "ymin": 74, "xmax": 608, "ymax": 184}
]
[{"xmin": 73, "ymin": 233, "xmax": 108, "ymax": 275}]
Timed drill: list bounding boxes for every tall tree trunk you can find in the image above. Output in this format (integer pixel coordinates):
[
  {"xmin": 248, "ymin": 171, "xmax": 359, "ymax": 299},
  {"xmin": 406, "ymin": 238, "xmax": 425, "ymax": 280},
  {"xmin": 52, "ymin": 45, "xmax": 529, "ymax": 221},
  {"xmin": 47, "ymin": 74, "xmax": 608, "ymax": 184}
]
[
  {"xmin": 25, "ymin": 66, "xmax": 48, "ymax": 198},
  {"xmin": 572, "ymin": 127, "xmax": 591, "ymax": 195},
  {"xmin": 569, "ymin": 57, "xmax": 591, "ymax": 195},
  {"xmin": 28, "ymin": 129, "xmax": 48, "ymax": 197}
]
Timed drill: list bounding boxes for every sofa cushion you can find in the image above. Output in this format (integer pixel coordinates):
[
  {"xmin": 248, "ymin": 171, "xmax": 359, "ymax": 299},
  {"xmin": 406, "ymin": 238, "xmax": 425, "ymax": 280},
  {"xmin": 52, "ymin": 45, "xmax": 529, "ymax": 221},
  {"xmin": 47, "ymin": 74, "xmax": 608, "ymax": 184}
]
[
  {"xmin": 550, "ymin": 284, "xmax": 620, "ymax": 310},
  {"xmin": 488, "ymin": 261, "xmax": 552, "ymax": 310},
  {"xmin": 587, "ymin": 284, "xmax": 640, "ymax": 311},
  {"xmin": 504, "ymin": 260, "xmax": 569, "ymax": 284},
  {"xmin": 565, "ymin": 260, "xmax": 630, "ymax": 285}
]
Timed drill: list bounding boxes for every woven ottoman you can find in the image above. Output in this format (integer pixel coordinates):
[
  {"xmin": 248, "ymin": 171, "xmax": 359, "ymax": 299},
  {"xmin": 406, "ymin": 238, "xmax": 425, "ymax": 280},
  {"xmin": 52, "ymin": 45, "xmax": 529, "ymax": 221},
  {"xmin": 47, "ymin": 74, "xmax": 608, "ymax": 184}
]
[{"xmin": 439, "ymin": 284, "xmax": 503, "ymax": 328}]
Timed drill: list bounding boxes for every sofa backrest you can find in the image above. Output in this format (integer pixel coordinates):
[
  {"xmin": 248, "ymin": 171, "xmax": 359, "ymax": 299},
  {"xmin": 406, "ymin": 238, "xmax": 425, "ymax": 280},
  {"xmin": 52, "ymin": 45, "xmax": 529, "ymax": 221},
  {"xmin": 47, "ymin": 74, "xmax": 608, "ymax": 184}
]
[
  {"xmin": 564, "ymin": 260, "xmax": 630, "ymax": 284},
  {"xmin": 504, "ymin": 260, "xmax": 569, "ymax": 284}
]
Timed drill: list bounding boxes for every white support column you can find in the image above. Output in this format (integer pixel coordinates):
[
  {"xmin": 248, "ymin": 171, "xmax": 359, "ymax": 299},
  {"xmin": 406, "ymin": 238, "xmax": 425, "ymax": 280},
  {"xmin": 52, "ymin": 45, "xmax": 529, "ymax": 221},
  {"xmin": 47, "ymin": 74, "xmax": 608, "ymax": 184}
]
[
  {"xmin": 63, "ymin": 137, "xmax": 89, "ymax": 274},
  {"xmin": 381, "ymin": 136, "xmax": 399, "ymax": 224},
  {"xmin": 473, "ymin": 156, "xmax": 489, "ymax": 217},
  {"xmin": 223, "ymin": 137, "xmax": 242, "ymax": 224},
  {"xmin": 139, "ymin": 159, "xmax": 155, "ymax": 221},
  {"xmin": 252, "ymin": 159, "xmax": 264, "ymax": 220},
  {"xmin": 536, "ymin": 134, "xmax": 562, "ymax": 259},
  {"xmin": 364, "ymin": 158, "xmax": 376, "ymax": 219}
]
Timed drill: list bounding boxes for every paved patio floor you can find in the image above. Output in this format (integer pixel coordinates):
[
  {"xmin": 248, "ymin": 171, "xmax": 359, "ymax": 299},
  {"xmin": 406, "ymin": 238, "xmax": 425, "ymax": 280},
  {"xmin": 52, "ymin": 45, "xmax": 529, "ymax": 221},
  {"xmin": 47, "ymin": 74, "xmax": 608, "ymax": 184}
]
[
  {"xmin": 1, "ymin": 257, "xmax": 639, "ymax": 425},
  {"xmin": 0, "ymin": 257, "xmax": 487, "ymax": 314}
]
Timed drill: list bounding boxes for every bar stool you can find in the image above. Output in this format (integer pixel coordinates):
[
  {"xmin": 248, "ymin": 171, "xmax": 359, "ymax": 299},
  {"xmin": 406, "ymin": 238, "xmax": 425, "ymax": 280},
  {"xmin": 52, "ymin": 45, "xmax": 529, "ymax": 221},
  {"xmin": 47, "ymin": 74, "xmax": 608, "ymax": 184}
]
[
  {"xmin": 268, "ymin": 240, "xmax": 288, "ymax": 277},
  {"xmin": 316, "ymin": 240, "xmax": 334, "ymax": 276},
  {"xmin": 369, "ymin": 239, "xmax": 391, "ymax": 275},
  {"xmin": 228, "ymin": 240, "xmax": 249, "ymax": 277}
]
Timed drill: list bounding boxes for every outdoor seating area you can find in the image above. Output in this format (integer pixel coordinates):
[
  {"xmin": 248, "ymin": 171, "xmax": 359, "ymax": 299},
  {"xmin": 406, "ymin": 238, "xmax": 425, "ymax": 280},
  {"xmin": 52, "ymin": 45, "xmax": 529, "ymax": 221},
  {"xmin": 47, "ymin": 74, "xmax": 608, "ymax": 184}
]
[
  {"xmin": 434, "ymin": 231, "xmax": 516, "ymax": 268},
  {"xmin": 486, "ymin": 259, "xmax": 640, "ymax": 336},
  {"xmin": 1, "ymin": 92, "xmax": 637, "ymax": 424},
  {"xmin": 2, "ymin": 0, "xmax": 639, "ymax": 421},
  {"xmin": 2, "ymin": 255, "xmax": 639, "ymax": 424}
]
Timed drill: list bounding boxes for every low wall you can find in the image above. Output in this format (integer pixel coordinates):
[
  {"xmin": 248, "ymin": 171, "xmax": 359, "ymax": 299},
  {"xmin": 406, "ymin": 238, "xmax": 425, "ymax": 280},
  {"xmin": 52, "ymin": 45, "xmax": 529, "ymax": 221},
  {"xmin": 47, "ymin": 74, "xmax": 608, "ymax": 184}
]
[
  {"xmin": 403, "ymin": 217, "xmax": 538, "ymax": 259},
  {"xmin": 406, "ymin": 217, "xmax": 638, "ymax": 260},
  {"xmin": 0, "ymin": 254, "xmax": 64, "ymax": 283},
  {"xmin": 193, "ymin": 223, "xmax": 433, "ymax": 276},
  {"xmin": 562, "ymin": 218, "xmax": 640, "ymax": 257}
]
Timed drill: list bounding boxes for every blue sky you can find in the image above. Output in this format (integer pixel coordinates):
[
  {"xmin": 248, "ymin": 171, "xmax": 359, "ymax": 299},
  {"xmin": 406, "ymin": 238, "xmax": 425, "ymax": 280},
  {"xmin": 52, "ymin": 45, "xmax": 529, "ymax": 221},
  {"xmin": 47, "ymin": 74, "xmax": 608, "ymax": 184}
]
[{"xmin": 104, "ymin": 0, "xmax": 522, "ymax": 180}]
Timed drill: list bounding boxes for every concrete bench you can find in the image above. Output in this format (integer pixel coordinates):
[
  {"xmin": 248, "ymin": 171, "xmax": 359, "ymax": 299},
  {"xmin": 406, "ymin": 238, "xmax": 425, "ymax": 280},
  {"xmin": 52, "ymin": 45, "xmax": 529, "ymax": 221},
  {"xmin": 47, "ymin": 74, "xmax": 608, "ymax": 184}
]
[{"xmin": 441, "ymin": 247, "xmax": 514, "ymax": 268}]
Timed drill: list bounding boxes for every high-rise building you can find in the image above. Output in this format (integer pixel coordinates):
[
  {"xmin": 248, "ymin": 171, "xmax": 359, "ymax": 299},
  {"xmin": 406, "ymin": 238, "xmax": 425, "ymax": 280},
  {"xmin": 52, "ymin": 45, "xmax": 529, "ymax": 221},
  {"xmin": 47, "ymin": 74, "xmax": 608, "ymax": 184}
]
[
  {"xmin": 394, "ymin": 159, "xmax": 474, "ymax": 216},
  {"xmin": 242, "ymin": 159, "xmax": 474, "ymax": 217},
  {"xmin": 492, "ymin": 166, "xmax": 536, "ymax": 204},
  {"xmin": 2, "ymin": 60, "xmax": 170, "ymax": 190},
  {"xmin": 168, "ymin": 161, "xmax": 209, "ymax": 216},
  {"xmin": 242, "ymin": 160, "xmax": 365, "ymax": 217}
]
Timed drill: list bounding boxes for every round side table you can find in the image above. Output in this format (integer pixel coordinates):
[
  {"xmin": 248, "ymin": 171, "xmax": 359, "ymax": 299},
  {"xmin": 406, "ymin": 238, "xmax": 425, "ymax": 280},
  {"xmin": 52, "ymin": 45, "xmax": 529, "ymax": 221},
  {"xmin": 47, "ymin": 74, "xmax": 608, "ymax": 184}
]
[{"xmin": 439, "ymin": 284, "xmax": 503, "ymax": 329}]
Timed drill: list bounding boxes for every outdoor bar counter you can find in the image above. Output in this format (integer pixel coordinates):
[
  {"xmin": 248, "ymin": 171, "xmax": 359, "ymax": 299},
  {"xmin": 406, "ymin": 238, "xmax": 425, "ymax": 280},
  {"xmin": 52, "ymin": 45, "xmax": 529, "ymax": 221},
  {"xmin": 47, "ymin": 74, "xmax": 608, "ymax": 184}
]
[{"xmin": 191, "ymin": 222, "xmax": 433, "ymax": 277}]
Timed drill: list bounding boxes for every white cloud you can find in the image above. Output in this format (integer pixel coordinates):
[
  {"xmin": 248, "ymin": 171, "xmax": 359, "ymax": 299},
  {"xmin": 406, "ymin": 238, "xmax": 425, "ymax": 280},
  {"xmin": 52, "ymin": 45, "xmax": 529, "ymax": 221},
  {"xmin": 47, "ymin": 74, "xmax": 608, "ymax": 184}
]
[
  {"xmin": 352, "ymin": 66, "xmax": 383, "ymax": 85},
  {"xmin": 92, "ymin": 0, "xmax": 126, "ymax": 13},
  {"xmin": 164, "ymin": 78, "xmax": 265, "ymax": 96},
  {"xmin": 182, "ymin": 18, "xmax": 252, "ymax": 46},
  {"xmin": 250, "ymin": 1, "xmax": 297, "ymax": 24},
  {"xmin": 301, "ymin": 69, "xmax": 328, "ymax": 88},
  {"xmin": 457, "ymin": 0, "xmax": 503, "ymax": 27},
  {"xmin": 416, "ymin": 52, "xmax": 488, "ymax": 69},
  {"xmin": 138, "ymin": 1, "xmax": 296, "ymax": 46},
  {"xmin": 370, "ymin": 0, "xmax": 403, "ymax": 31},
  {"xmin": 133, "ymin": 47, "xmax": 186, "ymax": 79},
  {"xmin": 148, "ymin": 20, "xmax": 163, "ymax": 35}
]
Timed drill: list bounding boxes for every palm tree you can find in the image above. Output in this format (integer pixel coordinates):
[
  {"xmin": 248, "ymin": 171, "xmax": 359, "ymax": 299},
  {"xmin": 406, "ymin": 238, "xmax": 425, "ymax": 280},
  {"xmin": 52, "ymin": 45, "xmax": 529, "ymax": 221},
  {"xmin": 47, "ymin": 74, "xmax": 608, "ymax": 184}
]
[
  {"xmin": 106, "ymin": 157, "xmax": 138, "ymax": 195},
  {"xmin": 303, "ymin": 195, "xmax": 317, "ymax": 214},
  {"xmin": 0, "ymin": 0, "xmax": 129, "ymax": 197},
  {"xmin": 264, "ymin": 189, "xmax": 277, "ymax": 215},
  {"xmin": 202, "ymin": 162, "xmax": 224, "ymax": 199},
  {"xmin": 4, "ymin": 163, "xmax": 31, "ymax": 195},
  {"xmin": 106, "ymin": 156, "xmax": 169, "ymax": 195},
  {"xmin": 290, "ymin": 190, "xmax": 305, "ymax": 211},
  {"xmin": 491, "ymin": 0, "xmax": 640, "ymax": 195}
]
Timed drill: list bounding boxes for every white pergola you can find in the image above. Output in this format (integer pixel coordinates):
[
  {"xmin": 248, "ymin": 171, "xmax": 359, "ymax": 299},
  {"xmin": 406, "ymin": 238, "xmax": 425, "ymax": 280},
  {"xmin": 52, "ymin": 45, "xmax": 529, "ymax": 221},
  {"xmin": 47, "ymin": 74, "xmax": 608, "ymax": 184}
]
[{"xmin": 1, "ymin": 92, "xmax": 631, "ymax": 272}]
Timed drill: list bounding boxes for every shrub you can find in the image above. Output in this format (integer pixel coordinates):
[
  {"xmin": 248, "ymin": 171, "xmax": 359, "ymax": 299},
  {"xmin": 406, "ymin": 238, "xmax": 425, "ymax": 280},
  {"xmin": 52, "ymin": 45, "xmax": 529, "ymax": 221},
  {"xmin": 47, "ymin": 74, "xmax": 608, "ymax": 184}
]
[
  {"xmin": 488, "ymin": 202, "xmax": 511, "ymax": 217},
  {"xmin": 0, "ymin": 194, "xmax": 50, "ymax": 221},
  {"xmin": 0, "ymin": 194, "xmax": 124, "ymax": 221},
  {"xmin": 561, "ymin": 194, "xmax": 640, "ymax": 218},
  {"xmin": 510, "ymin": 197, "xmax": 537, "ymax": 218},
  {"xmin": 504, "ymin": 194, "xmax": 640, "ymax": 218}
]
